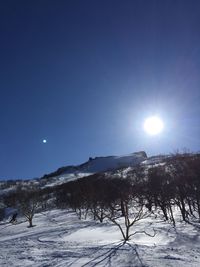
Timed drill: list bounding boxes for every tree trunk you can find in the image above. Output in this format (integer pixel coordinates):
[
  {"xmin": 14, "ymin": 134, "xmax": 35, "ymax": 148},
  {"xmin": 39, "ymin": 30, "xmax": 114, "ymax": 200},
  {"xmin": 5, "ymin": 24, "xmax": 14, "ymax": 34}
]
[
  {"xmin": 121, "ymin": 200, "xmax": 125, "ymax": 217},
  {"xmin": 168, "ymin": 204, "xmax": 175, "ymax": 226},
  {"xmin": 125, "ymin": 225, "xmax": 130, "ymax": 241},
  {"xmin": 29, "ymin": 217, "xmax": 33, "ymax": 227}
]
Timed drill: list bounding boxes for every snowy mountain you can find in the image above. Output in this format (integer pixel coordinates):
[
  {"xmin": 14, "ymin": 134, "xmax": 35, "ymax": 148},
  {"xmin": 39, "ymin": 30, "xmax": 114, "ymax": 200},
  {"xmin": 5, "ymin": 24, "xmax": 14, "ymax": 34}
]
[
  {"xmin": 0, "ymin": 151, "xmax": 174, "ymax": 191},
  {"xmin": 40, "ymin": 151, "xmax": 147, "ymax": 186}
]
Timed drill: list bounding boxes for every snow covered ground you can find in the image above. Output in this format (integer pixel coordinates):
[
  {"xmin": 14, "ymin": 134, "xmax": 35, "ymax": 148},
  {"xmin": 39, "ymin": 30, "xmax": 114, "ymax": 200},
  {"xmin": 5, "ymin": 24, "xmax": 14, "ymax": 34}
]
[{"xmin": 0, "ymin": 209, "xmax": 200, "ymax": 266}]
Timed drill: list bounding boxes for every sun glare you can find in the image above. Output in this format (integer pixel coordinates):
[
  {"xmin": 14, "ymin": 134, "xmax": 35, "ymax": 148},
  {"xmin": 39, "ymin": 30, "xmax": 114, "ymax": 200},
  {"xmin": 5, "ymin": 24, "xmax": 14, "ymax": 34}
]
[{"xmin": 143, "ymin": 116, "xmax": 164, "ymax": 135}]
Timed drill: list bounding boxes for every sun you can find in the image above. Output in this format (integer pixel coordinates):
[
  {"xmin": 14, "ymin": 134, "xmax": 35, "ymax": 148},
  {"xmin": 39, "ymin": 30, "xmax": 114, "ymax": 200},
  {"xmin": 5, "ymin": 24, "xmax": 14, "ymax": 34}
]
[{"xmin": 143, "ymin": 116, "xmax": 164, "ymax": 135}]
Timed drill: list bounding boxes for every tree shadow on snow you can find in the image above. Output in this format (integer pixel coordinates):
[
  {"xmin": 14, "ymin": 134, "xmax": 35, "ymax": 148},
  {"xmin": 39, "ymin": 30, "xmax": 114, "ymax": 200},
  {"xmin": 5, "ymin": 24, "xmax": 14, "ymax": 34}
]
[{"xmin": 69, "ymin": 241, "xmax": 147, "ymax": 267}]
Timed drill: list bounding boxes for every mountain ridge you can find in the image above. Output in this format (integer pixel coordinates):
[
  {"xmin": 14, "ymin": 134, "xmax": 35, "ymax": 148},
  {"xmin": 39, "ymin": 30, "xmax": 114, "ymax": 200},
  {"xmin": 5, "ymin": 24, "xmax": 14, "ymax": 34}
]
[{"xmin": 41, "ymin": 151, "xmax": 147, "ymax": 180}]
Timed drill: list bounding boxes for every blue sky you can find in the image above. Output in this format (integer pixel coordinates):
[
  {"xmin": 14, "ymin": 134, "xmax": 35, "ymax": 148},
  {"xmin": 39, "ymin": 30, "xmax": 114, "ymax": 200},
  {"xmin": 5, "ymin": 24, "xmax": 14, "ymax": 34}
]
[{"xmin": 1, "ymin": 0, "xmax": 200, "ymax": 179}]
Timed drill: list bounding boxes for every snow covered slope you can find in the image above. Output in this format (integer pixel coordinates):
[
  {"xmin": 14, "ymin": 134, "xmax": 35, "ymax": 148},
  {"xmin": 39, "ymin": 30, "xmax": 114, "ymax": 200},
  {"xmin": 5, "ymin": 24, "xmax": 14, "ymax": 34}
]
[
  {"xmin": 41, "ymin": 151, "xmax": 147, "ymax": 186},
  {"xmin": 71, "ymin": 151, "xmax": 147, "ymax": 173},
  {"xmin": 0, "ymin": 151, "xmax": 172, "ymax": 189},
  {"xmin": 0, "ymin": 151, "xmax": 147, "ymax": 191},
  {"xmin": 1, "ymin": 209, "xmax": 200, "ymax": 267}
]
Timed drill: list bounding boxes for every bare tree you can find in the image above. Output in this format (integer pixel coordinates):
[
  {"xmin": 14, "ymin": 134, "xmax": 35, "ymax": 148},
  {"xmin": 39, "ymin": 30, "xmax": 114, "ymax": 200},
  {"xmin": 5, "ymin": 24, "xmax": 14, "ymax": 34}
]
[
  {"xmin": 19, "ymin": 189, "xmax": 41, "ymax": 227},
  {"xmin": 4, "ymin": 186, "xmax": 42, "ymax": 227},
  {"xmin": 102, "ymin": 199, "xmax": 155, "ymax": 241}
]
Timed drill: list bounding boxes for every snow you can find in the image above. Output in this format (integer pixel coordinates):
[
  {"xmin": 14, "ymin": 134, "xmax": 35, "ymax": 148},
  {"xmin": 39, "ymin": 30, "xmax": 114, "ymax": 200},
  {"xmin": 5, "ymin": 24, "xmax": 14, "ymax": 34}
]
[
  {"xmin": 44, "ymin": 172, "xmax": 92, "ymax": 187},
  {"xmin": 80, "ymin": 153, "xmax": 145, "ymax": 173},
  {"xmin": 42, "ymin": 152, "xmax": 147, "ymax": 187},
  {"xmin": 1, "ymin": 209, "xmax": 200, "ymax": 266}
]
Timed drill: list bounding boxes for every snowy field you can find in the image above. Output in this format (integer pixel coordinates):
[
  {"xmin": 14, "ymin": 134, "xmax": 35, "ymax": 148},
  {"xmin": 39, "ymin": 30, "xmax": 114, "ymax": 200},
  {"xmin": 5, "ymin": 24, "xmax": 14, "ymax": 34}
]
[{"xmin": 0, "ymin": 209, "xmax": 200, "ymax": 267}]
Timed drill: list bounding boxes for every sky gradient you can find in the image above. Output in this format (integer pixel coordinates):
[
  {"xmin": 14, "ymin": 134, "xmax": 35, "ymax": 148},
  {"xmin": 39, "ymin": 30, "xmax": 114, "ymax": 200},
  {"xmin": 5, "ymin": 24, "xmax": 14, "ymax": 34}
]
[{"xmin": 1, "ymin": 0, "xmax": 200, "ymax": 179}]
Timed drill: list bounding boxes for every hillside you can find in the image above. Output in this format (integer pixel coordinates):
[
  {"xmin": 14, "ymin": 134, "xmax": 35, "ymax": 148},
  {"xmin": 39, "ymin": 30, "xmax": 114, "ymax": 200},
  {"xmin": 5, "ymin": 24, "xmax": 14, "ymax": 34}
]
[
  {"xmin": 40, "ymin": 151, "xmax": 147, "ymax": 186},
  {"xmin": 1, "ymin": 152, "xmax": 200, "ymax": 266}
]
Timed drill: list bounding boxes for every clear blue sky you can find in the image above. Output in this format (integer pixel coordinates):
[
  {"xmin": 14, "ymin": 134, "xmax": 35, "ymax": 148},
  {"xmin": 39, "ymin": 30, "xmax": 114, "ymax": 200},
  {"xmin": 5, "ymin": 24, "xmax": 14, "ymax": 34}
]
[{"xmin": 1, "ymin": 0, "xmax": 200, "ymax": 179}]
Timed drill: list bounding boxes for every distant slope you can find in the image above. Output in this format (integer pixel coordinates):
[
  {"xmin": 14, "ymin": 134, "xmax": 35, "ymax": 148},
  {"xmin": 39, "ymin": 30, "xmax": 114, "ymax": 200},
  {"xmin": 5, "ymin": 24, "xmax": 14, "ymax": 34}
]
[{"xmin": 41, "ymin": 151, "xmax": 147, "ymax": 186}]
